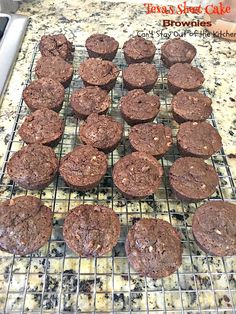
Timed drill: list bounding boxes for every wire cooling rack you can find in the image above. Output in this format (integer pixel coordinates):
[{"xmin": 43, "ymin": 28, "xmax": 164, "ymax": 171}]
[{"xmin": 0, "ymin": 44, "xmax": 235, "ymax": 314}]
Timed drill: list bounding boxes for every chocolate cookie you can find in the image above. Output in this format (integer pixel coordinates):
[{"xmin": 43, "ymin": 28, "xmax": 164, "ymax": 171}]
[
  {"xmin": 172, "ymin": 90, "xmax": 212, "ymax": 124},
  {"xmin": 177, "ymin": 121, "xmax": 223, "ymax": 159},
  {"xmin": 23, "ymin": 78, "xmax": 65, "ymax": 112},
  {"xmin": 63, "ymin": 204, "xmax": 120, "ymax": 257},
  {"xmin": 123, "ymin": 63, "xmax": 158, "ymax": 93},
  {"xmin": 169, "ymin": 157, "xmax": 219, "ymax": 202},
  {"xmin": 85, "ymin": 33, "xmax": 119, "ymax": 61},
  {"xmin": 39, "ymin": 34, "xmax": 74, "ymax": 61},
  {"xmin": 59, "ymin": 145, "xmax": 107, "ymax": 190},
  {"xmin": 35, "ymin": 56, "xmax": 73, "ymax": 88},
  {"xmin": 167, "ymin": 63, "xmax": 205, "ymax": 94},
  {"xmin": 113, "ymin": 152, "xmax": 163, "ymax": 199},
  {"xmin": 125, "ymin": 218, "xmax": 182, "ymax": 279},
  {"xmin": 79, "ymin": 113, "xmax": 123, "ymax": 153},
  {"xmin": 0, "ymin": 196, "xmax": 52, "ymax": 255},
  {"xmin": 7, "ymin": 144, "xmax": 59, "ymax": 190},
  {"xmin": 18, "ymin": 109, "xmax": 64, "ymax": 146},
  {"xmin": 129, "ymin": 123, "xmax": 172, "ymax": 158},
  {"xmin": 192, "ymin": 201, "xmax": 236, "ymax": 256},
  {"xmin": 79, "ymin": 58, "xmax": 119, "ymax": 91},
  {"xmin": 123, "ymin": 35, "xmax": 156, "ymax": 64},
  {"xmin": 70, "ymin": 86, "xmax": 111, "ymax": 120},
  {"xmin": 119, "ymin": 89, "xmax": 160, "ymax": 126},
  {"xmin": 161, "ymin": 38, "xmax": 196, "ymax": 68}
]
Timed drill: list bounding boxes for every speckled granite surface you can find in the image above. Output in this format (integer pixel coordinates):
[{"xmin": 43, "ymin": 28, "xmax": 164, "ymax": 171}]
[{"xmin": 0, "ymin": 1, "xmax": 236, "ymax": 313}]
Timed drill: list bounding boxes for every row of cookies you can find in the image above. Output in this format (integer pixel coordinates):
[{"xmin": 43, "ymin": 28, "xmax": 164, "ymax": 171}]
[{"xmin": 1, "ymin": 195, "xmax": 235, "ymax": 280}]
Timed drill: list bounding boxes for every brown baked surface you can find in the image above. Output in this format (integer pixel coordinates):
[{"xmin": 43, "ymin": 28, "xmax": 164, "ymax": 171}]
[
  {"xmin": 123, "ymin": 35, "xmax": 156, "ymax": 64},
  {"xmin": 0, "ymin": 196, "xmax": 52, "ymax": 255},
  {"xmin": 129, "ymin": 123, "xmax": 172, "ymax": 158},
  {"xmin": 177, "ymin": 121, "xmax": 222, "ymax": 159},
  {"xmin": 70, "ymin": 86, "xmax": 111, "ymax": 119},
  {"xmin": 113, "ymin": 152, "xmax": 163, "ymax": 199},
  {"xmin": 161, "ymin": 38, "xmax": 196, "ymax": 67},
  {"xmin": 169, "ymin": 157, "xmax": 219, "ymax": 202},
  {"xmin": 39, "ymin": 34, "xmax": 74, "ymax": 61},
  {"xmin": 59, "ymin": 145, "xmax": 108, "ymax": 190},
  {"xmin": 23, "ymin": 78, "xmax": 65, "ymax": 112},
  {"xmin": 63, "ymin": 204, "xmax": 120, "ymax": 257},
  {"xmin": 192, "ymin": 201, "xmax": 236, "ymax": 256},
  {"xmin": 119, "ymin": 89, "xmax": 160, "ymax": 126},
  {"xmin": 172, "ymin": 90, "xmax": 212, "ymax": 123},
  {"xmin": 167, "ymin": 63, "xmax": 204, "ymax": 94},
  {"xmin": 79, "ymin": 58, "xmax": 119, "ymax": 91},
  {"xmin": 85, "ymin": 34, "xmax": 119, "ymax": 61},
  {"xmin": 7, "ymin": 144, "xmax": 59, "ymax": 190},
  {"xmin": 35, "ymin": 56, "xmax": 73, "ymax": 88},
  {"xmin": 18, "ymin": 108, "xmax": 64, "ymax": 146},
  {"xmin": 123, "ymin": 63, "xmax": 158, "ymax": 93},
  {"xmin": 79, "ymin": 113, "xmax": 123, "ymax": 153},
  {"xmin": 125, "ymin": 218, "xmax": 182, "ymax": 279}
]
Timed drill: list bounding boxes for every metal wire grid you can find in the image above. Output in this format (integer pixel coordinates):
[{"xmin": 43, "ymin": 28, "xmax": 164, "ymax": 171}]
[{"xmin": 0, "ymin": 44, "xmax": 235, "ymax": 314}]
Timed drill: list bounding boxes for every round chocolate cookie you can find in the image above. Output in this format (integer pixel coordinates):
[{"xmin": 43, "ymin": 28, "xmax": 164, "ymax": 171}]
[
  {"xmin": 119, "ymin": 89, "xmax": 160, "ymax": 126},
  {"xmin": 23, "ymin": 78, "xmax": 65, "ymax": 112},
  {"xmin": 70, "ymin": 86, "xmax": 111, "ymax": 120},
  {"xmin": 167, "ymin": 63, "xmax": 205, "ymax": 94},
  {"xmin": 177, "ymin": 121, "xmax": 223, "ymax": 159},
  {"xmin": 123, "ymin": 35, "xmax": 156, "ymax": 64},
  {"xmin": 63, "ymin": 204, "xmax": 120, "ymax": 257},
  {"xmin": 59, "ymin": 145, "xmax": 107, "ymax": 190},
  {"xmin": 123, "ymin": 63, "xmax": 158, "ymax": 93},
  {"xmin": 192, "ymin": 201, "xmax": 236, "ymax": 256},
  {"xmin": 0, "ymin": 196, "xmax": 52, "ymax": 255},
  {"xmin": 169, "ymin": 157, "xmax": 219, "ymax": 202},
  {"xmin": 125, "ymin": 218, "xmax": 182, "ymax": 279},
  {"xmin": 39, "ymin": 34, "xmax": 74, "ymax": 61},
  {"xmin": 7, "ymin": 144, "xmax": 59, "ymax": 190},
  {"xmin": 113, "ymin": 152, "xmax": 163, "ymax": 199},
  {"xmin": 129, "ymin": 123, "xmax": 172, "ymax": 158},
  {"xmin": 18, "ymin": 109, "xmax": 64, "ymax": 146},
  {"xmin": 85, "ymin": 33, "xmax": 119, "ymax": 61},
  {"xmin": 35, "ymin": 56, "xmax": 73, "ymax": 88},
  {"xmin": 161, "ymin": 38, "xmax": 196, "ymax": 68},
  {"xmin": 79, "ymin": 113, "xmax": 123, "ymax": 153},
  {"xmin": 79, "ymin": 58, "xmax": 119, "ymax": 91},
  {"xmin": 172, "ymin": 90, "xmax": 212, "ymax": 124}
]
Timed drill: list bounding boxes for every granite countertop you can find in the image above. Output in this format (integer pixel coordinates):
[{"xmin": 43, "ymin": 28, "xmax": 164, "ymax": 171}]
[{"xmin": 0, "ymin": 0, "xmax": 236, "ymax": 313}]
